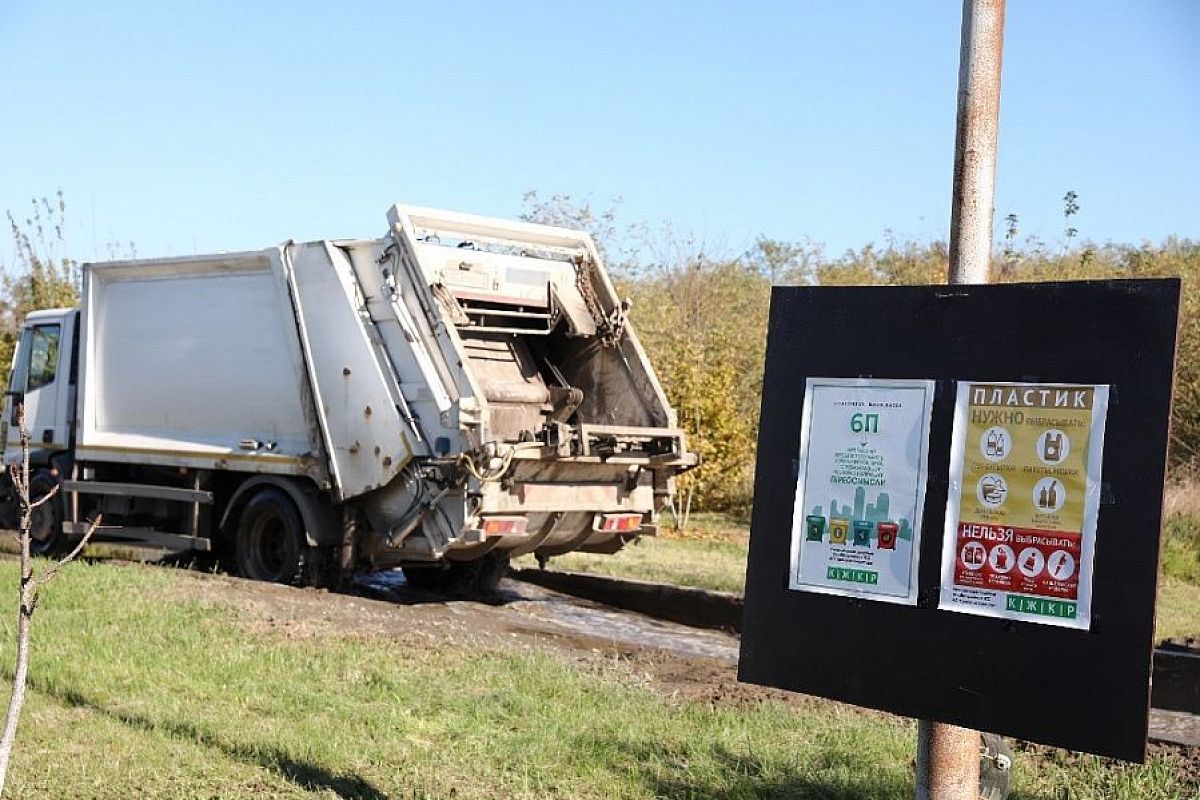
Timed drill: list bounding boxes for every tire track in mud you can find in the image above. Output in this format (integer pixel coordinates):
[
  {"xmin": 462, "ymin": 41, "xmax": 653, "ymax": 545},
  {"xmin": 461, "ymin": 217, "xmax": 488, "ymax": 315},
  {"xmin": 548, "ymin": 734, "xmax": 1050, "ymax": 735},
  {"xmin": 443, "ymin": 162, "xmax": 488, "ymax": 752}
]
[{"xmin": 353, "ymin": 569, "xmax": 741, "ymax": 662}]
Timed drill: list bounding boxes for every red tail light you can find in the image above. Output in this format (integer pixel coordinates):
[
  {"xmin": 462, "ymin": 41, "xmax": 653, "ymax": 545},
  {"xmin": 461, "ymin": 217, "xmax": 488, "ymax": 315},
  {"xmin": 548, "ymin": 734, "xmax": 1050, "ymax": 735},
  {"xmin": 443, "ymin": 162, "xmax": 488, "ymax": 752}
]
[
  {"xmin": 597, "ymin": 513, "xmax": 643, "ymax": 532},
  {"xmin": 481, "ymin": 516, "xmax": 528, "ymax": 537}
]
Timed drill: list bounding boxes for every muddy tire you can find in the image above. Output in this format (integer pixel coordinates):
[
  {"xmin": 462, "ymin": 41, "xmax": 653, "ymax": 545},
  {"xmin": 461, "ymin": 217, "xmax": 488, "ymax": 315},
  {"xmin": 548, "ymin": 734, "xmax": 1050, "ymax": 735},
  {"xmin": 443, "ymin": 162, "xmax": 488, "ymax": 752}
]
[
  {"xmin": 235, "ymin": 489, "xmax": 312, "ymax": 586},
  {"xmin": 29, "ymin": 472, "xmax": 62, "ymax": 556},
  {"xmin": 404, "ymin": 551, "xmax": 510, "ymax": 596}
]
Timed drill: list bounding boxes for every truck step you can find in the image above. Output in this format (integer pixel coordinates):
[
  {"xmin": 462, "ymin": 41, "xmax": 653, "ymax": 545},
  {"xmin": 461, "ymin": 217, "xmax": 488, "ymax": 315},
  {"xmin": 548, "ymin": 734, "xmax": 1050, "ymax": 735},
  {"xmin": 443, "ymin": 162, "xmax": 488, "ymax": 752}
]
[{"xmin": 61, "ymin": 523, "xmax": 212, "ymax": 553}]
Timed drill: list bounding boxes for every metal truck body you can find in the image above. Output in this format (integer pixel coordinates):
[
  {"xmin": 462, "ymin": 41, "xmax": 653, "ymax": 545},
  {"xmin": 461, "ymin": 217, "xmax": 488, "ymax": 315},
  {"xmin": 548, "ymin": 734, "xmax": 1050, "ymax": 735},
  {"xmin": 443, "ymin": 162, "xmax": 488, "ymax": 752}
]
[{"xmin": 0, "ymin": 204, "xmax": 695, "ymax": 586}]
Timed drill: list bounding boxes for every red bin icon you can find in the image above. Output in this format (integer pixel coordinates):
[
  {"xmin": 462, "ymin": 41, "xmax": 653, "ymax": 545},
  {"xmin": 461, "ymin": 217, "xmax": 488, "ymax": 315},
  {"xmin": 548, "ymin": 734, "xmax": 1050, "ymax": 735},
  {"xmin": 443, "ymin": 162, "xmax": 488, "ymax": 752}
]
[{"xmin": 876, "ymin": 522, "xmax": 898, "ymax": 550}]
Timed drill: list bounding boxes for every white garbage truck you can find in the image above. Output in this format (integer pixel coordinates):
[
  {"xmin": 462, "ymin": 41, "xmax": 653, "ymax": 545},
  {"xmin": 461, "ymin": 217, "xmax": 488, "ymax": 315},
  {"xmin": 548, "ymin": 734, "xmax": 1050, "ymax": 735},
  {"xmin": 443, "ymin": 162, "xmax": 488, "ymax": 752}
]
[{"xmin": 0, "ymin": 204, "xmax": 696, "ymax": 590}]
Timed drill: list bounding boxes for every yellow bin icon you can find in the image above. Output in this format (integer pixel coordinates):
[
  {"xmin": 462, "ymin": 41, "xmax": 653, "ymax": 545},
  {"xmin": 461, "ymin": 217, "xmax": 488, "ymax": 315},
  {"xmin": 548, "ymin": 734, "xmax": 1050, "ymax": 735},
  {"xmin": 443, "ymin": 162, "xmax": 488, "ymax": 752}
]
[{"xmin": 829, "ymin": 517, "xmax": 849, "ymax": 545}]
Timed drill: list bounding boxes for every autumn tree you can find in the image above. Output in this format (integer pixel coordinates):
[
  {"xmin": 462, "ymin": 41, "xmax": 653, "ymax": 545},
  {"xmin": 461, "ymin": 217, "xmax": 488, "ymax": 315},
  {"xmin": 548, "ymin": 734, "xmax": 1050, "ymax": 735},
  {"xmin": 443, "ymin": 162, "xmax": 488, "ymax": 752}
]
[
  {"xmin": 520, "ymin": 191, "xmax": 638, "ymax": 276},
  {"xmin": 1, "ymin": 193, "xmax": 81, "ymax": 391},
  {"xmin": 522, "ymin": 189, "xmax": 1200, "ymax": 510},
  {"xmin": 630, "ymin": 252, "xmax": 770, "ymax": 513},
  {"xmin": 522, "ymin": 194, "xmax": 772, "ymax": 514}
]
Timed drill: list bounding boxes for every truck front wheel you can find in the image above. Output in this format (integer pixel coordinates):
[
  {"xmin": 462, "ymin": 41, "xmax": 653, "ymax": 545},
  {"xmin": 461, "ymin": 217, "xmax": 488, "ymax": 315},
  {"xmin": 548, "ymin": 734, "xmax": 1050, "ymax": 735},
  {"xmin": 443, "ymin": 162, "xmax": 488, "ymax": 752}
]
[
  {"xmin": 29, "ymin": 472, "xmax": 62, "ymax": 555},
  {"xmin": 235, "ymin": 488, "xmax": 311, "ymax": 585}
]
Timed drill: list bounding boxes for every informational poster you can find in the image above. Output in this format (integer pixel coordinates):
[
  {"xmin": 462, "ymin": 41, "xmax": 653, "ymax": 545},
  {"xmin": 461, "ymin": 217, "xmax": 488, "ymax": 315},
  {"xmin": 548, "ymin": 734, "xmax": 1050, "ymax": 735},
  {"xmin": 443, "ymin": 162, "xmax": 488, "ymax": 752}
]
[
  {"xmin": 789, "ymin": 378, "xmax": 935, "ymax": 605},
  {"xmin": 939, "ymin": 382, "xmax": 1109, "ymax": 629}
]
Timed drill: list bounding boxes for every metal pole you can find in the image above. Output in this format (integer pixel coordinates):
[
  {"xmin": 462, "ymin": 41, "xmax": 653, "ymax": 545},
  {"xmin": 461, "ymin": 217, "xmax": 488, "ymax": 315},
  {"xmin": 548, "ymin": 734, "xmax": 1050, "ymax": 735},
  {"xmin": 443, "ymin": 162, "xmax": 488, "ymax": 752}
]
[
  {"xmin": 919, "ymin": 0, "xmax": 1005, "ymax": 798},
  {"xmin": 947, "ymin": 0, "xmax": 1006, "ymax": 287},
  {"xmin": 916, "ymin": 721, "xmax": 980, "ymax": 800}
]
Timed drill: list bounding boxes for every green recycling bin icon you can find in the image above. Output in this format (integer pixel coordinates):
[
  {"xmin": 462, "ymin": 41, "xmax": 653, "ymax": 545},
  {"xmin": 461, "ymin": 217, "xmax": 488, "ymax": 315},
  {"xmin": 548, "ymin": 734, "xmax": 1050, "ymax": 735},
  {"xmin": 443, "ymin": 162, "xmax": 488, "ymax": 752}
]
[{"xmin": 805, "ymin": 515, "xmax": 826, "ymax": 541}]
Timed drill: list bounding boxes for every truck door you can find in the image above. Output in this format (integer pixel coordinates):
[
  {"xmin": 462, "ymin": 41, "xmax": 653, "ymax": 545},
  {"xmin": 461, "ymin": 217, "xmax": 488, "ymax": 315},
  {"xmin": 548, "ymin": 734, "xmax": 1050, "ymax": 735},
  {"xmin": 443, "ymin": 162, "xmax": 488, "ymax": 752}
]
[{"xmin": 4, "ymin": 319, "xmax": 70, "ymax": 459}]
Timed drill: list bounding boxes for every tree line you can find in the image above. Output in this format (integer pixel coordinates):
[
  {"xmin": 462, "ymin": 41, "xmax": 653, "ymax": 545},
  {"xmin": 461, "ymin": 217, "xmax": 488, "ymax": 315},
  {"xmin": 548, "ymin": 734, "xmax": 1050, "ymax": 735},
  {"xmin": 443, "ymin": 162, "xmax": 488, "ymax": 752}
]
[{"xmin": 4, "ymin": 192, "xmax": 1196, "ymax": 516}]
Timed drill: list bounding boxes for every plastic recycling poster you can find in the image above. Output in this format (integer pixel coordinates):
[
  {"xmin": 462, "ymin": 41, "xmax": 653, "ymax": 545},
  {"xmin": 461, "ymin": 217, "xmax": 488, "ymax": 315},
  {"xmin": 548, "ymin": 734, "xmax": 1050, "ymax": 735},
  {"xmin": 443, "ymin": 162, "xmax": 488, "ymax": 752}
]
[
  {"xmin": 939, "ymin": 382, "xmax": 1109, "ymax": 630},
  {"xmin": 789, "ymin": 378, "xmax": 935, "ymax": 605}
]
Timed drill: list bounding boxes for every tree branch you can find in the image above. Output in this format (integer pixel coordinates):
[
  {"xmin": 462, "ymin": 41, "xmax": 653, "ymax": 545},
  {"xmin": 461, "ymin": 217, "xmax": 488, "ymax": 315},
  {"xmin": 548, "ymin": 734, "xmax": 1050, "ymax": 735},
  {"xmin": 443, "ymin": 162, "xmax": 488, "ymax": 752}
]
[
  {"xmin": 27, "ymin": 484, "xmax": 59, "ymax": 511},
  {"xmin": 32, "ymin": 515, "xmax": 101, "ymax": 591},
  {"xmin": 7, "ymin": 465, "xmax": 25, "ymax": 499}
]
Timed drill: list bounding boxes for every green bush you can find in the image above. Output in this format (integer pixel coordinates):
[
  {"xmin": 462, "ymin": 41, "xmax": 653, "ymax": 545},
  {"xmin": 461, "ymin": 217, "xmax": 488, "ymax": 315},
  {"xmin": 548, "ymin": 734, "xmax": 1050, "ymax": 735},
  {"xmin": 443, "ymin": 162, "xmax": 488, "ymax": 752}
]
[{"xmin": 1162, "ymin": 515, "xmax": 1200, "ymax": 585}]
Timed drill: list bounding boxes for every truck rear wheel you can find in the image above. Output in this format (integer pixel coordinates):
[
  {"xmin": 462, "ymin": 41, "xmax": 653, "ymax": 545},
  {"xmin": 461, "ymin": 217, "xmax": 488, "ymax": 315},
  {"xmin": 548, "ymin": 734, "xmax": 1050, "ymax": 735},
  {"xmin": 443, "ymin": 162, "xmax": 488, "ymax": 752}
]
[
  {"xmin": 235, "ymin": 488, "xmax": 312, "ymax": 585},
  {"xmin": 403, "ymin": 551, "xmax": 510, "ymax": 596}
]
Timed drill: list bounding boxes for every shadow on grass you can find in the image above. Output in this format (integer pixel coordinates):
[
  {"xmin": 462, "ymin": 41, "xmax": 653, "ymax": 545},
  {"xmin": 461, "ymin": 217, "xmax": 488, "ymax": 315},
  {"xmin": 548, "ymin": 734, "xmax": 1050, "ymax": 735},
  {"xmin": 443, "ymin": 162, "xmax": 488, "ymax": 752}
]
[
  {"xmin": 36, "ymin": 681, "xmax": 387, "ymax": 799},
  {"xmin": 589, "ymin": 736, "xmax": 913, "ymax": 799}
]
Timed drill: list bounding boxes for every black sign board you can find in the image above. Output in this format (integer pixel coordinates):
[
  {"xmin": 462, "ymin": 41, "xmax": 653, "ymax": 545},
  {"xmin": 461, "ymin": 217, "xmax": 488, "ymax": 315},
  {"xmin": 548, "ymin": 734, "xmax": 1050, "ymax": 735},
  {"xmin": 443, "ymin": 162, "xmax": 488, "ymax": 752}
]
[{"xmin": 738, "ymin": 279, "xmax": 1180, "ymax": 762}]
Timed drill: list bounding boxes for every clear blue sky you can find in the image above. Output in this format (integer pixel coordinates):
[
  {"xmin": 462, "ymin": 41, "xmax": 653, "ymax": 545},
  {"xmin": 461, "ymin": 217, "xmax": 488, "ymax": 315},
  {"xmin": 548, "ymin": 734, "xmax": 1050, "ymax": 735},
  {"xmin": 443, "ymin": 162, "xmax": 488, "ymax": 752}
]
[{"xmin": 1, "ymin": 1, "xmax": 1197, "ymax": 265}]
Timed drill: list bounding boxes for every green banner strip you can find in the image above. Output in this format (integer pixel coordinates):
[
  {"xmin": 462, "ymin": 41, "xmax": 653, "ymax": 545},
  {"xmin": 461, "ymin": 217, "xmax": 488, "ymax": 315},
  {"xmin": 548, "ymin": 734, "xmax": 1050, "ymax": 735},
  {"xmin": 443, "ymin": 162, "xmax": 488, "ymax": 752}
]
[
  {"xmin": 1005, "ymin": 594, "xmax": 1077, "ymax": 618},
  {"xmin": 826, "ymin": 567, "xmax": 879, "ymax": 585}
]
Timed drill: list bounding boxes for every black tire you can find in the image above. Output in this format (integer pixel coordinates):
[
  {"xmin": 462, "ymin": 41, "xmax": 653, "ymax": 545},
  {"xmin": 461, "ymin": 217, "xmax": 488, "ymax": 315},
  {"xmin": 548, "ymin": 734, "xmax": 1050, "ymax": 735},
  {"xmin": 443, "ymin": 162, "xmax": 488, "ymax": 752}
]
[
  {"xmin": 29, "ymin": 472, "xmax": 62, "ymax": 556},
  {"xmin": 403, "ymin": 551, "xmax": 510, "ymax": 596},
  {"xmin": 235, "ymin": 488, "xmax": 312, "ymax": 585}
]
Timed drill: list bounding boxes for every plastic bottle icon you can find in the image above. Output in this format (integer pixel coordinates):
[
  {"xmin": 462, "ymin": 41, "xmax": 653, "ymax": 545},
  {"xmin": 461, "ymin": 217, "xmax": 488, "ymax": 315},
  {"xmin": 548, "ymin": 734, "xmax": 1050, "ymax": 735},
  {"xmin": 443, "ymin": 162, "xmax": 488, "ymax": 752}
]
[
  {"xmin": 829, "ymin": 518, "xmax": 849, "ymax": 545},
  {"xmin": 1037, "ymin": 480, "xmax": 1061, "ymax": 511},
  {"xmin": 980, "ymin": 427, "xmax": 1010, "ymax": 463}
]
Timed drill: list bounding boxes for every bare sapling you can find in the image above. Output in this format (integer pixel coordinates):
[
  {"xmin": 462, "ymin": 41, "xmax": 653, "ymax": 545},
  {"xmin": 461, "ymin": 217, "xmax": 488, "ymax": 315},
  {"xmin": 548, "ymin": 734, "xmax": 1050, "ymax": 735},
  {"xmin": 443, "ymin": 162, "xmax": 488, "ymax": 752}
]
[{"xmin": 0, "ymin": 406, "xmax": 99, "ymax": 794}]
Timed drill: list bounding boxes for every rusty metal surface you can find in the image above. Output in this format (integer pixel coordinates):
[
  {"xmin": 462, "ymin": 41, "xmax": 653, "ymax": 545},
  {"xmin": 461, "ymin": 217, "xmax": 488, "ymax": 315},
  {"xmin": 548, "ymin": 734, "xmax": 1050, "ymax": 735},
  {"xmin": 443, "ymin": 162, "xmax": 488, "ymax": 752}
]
[
  {"xmin": 948, "ymin": 0, "xmax": 1006, "ymax": 286},
  {"xmin": 923, "ymin": 0, "xmax": 1007, "ymax": 790},
  {"xmin": 917, "ymin": 720, "xmax": 982, "ymax": 800}
]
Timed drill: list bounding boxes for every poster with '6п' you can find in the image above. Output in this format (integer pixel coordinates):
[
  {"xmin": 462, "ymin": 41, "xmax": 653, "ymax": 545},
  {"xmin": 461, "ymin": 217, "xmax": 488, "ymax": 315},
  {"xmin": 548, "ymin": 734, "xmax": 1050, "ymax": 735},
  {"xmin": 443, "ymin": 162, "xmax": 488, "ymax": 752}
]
[
  {"xmin": 939, "ymin": 382, "xmax": 1109, "ymax": 630},
  {"xmin": 789, "ymin": 378, "xmax": 935, "ymax": 605}
]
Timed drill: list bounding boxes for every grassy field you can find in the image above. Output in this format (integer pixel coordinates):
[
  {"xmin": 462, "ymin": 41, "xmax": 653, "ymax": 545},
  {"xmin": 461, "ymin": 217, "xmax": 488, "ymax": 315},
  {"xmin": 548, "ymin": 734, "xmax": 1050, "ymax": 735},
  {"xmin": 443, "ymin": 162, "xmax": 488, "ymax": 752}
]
[
  {"xmin": 0, "ymin": 560, "xmax": 1191, "ymax": 798},
  {"xmin": 518, "ymin": 534, "xmax": 750, "ymax": 595},
  {"xmin": 523, "ymin": 513, "xmax": 1200, "ymax": 641},
  {"xmin": 515, "ymin": 512, "xmax": 750, "ymax": 594},
  {"xmin": 1164, "ymin": 514, "xmax": 1200, "ymax": 587}
]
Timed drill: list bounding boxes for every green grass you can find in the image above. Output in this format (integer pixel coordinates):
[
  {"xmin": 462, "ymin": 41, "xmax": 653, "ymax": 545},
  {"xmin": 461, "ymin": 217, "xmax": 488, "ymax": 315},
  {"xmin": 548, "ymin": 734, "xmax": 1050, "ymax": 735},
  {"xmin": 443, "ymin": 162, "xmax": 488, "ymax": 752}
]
[
  {"xmin": 1157, "ymin": 576, "xmax": 1200, "ymax": 642},
  {"xmin": 0, "ymin": 561, "xmax": 1190, "ymax": 798},
  {"xmin": 518, "ymin": 534, "xmax": 750, "ymax": 594},
  {"xmin": 1163, "ymin": 515, "xmax": 1200, "ymax": 585},
  {"xmin": 662, "ymin": 512, "xmax": 752, "ymax": 535}
]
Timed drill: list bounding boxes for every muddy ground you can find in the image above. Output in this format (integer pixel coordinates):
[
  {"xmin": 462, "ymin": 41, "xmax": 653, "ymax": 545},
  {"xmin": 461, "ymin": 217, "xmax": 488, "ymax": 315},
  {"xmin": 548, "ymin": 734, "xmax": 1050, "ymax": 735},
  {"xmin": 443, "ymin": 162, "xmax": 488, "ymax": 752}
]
[
  {"xmin": 162, "ymin": 567, "xmax": 1200, "ymax": 787},
  {"xmin": 178, "ymin": 568, "xmax": 760, "ymax": 704}
]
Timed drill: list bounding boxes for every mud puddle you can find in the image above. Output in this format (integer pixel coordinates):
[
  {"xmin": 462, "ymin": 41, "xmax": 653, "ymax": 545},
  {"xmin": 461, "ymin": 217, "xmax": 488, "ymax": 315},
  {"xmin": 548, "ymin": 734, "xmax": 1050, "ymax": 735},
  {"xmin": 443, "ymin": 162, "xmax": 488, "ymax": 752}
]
[{"xmin": 352, "ymin": 570, "xmax": 739, "ymax": 662}]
